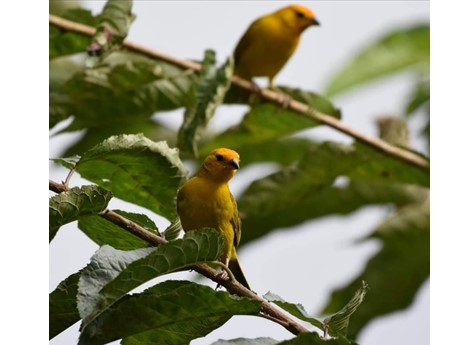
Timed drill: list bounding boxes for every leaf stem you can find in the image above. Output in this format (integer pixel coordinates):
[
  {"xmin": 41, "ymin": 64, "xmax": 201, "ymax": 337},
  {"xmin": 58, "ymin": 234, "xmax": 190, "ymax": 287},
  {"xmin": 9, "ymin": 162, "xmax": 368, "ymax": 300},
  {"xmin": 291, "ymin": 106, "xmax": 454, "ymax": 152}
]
[
  {"xmin": 49, "ymin": 14, "xmax": 429, "ymax": 170},
  {"xmin": 63, "ymin": 167, "xmax": 76, "ymax": 189}
]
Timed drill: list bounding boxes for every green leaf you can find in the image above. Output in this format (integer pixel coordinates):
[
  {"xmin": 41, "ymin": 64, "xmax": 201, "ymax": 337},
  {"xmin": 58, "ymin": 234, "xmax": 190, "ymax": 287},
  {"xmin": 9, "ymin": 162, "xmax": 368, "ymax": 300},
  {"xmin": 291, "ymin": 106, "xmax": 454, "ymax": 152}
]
[
  {"xmin": 52, "ymin": 52, "xmax": 195, "ymax": 131},
  {"xmin": 237, "ymin": 142, "xmax": 364, "ymax": 239},
  {"xmin": 50, "ymin": 1, "xmax": 82, "ymax": 16},
  {"xmin": 49, "ymin": 271, "xmax": 82, "ymax": 339},
  {"xmin": 349, "ymin": 143, "xmax": 429, "ymax": 187},
  {"xmin": 404, "ymin": 79, "xmax": 430, "ymax": 146},
  {"xmin": 87, "ymin": 0, "xmax": 135, "ymax": 58},
  {"xmin": 278, "ymin": 333, "xmax": 357, "ymax": 345},
  {"xmin": 98, "ymin": 0, "xmax": 134, "ymax": 37},
  {"xmin": 70, "ymin": 134, "xmax": 187, "ymax": 220},
  {"xmin": 49, "ymin": 26, "xmax": 87, "ymax": 59},
  {"xmin": 51, "ymin": 155, "xmax": 80, "ymax": 169},
  {"xmin": 121, "ymin": 316, "xmax": 230, "ymax": 345},
  {"xmin": 59, "ymin": 120, "xmax": 177, "ymax": 157},
  {"xmin": 263, "ymin": 284, "xmax": 369, "ymax": 339},
  {"xmin": 263, "ymin": 292, "xmax": 324, "ymax": 331},
  {"xmin": 50, "ymin": 55, "xmax": 85, "ymax": 90},
  {"xmin": 405, "ymin": 80, "xmax": 430, "ymax": 116},
  {"xmin": 50, "ymin": 90, "xmax": 73, "ymax": 129},
  {"xmin": 162, "ymin": 217, "xmax": 183, "ymax": 241},
  {"xmin": 238, "ymin": 141, "xmax": 428, "ymax": 245},
  {"xmin": 60, "ymin": 7, "xmax": 99, "ymax": 26},
  {"xmin": 78, "ymin": 210, "xmax": 160, "ymax": 250},
  {"xmin": 201, "ymin": 103, "xmax": 322, "ymax": 153},
  {"xmin": 49, "ymin": 8, "xmax": 97, "ymax": 59},
  {"xmin": 325, "ymin": 281, "xmax": 369, "ymax": 337},
  {"xmin": 240, "ymin": 180, "xmax": 425, "ymax": 245},
  {"xmin": 325, "ymin": 24, "xmax": 429, "ymax": 96},
  {"xmin": 205, "ymin": 86, "xmax": 340, "ymax": 154},
  {"xmin": 321, "ymin": 200, "xmax": 429, "ymax": 338},
  {"xmin": 234, "ymin": 137, "xmax": 314, "ymax": 167},
  {"xmin": 79, "ymin": 280, "xmax": 261, "ymax": 345},
  {"xmin": 179, "ymin": 50, "xmax": 233, "ymax": 158},
  {"xmin": 80, "ymin": 229, "xmax": 225, "ymax": 328},
  {"xmin": 77, "ymin": 245, "xmax": 154, "ymax": 322},
  {"xmin": 49, "ymin": 185, "xmax": 112, "ymax": 241},
  {"xmin": 211, "ymin": 338, "xmax": 279, "ymax": 345}
]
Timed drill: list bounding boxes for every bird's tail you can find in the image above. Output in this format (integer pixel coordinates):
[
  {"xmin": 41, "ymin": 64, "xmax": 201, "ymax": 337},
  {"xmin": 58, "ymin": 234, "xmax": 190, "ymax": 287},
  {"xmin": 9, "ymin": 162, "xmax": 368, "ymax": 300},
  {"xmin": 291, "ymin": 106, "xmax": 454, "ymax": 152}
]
[{"xmin": 228, "ymin": 255, "xmax": 251, "ymax": 290}]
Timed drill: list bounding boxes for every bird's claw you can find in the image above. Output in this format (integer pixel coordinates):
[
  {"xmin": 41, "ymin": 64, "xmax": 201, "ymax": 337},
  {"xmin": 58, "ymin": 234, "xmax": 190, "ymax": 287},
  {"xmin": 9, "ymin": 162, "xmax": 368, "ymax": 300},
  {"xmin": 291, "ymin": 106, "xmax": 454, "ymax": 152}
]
[{"xmin": 277, "ymin": 92, "xmax": 292, "ymax": 108}]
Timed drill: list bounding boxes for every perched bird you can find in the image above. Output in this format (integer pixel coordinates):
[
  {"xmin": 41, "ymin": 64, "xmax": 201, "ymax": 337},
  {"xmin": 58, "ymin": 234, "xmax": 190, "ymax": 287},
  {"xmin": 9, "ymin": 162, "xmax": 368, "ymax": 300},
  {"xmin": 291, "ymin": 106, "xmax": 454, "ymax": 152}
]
[
  {"xmin": 176, "ymin": 148, "xmax": 250, "ymax": 289},
  {"xmin": 234, "ymin": 4, "xmax": 319, "ymax": 89}
]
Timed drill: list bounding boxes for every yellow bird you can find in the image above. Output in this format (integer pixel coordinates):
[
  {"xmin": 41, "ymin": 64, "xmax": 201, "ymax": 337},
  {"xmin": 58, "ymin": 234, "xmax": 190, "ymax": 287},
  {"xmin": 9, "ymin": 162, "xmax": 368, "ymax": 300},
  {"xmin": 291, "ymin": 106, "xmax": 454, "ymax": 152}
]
[
  {"xmin": 176, "ymin": 148, "xmax": 250, "ymax": 289},
  {"xmin": 234, "ymin": 4, "xmax": 319, "ymax": 89}
]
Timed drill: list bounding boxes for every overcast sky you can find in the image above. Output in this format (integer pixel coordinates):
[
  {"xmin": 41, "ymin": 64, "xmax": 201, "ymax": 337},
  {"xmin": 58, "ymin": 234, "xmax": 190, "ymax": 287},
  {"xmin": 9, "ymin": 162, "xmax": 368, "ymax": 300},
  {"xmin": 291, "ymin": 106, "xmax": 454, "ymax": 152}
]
[{"xmin": 49, "ymin": 2, "xmax": 430, "ymax": 345}]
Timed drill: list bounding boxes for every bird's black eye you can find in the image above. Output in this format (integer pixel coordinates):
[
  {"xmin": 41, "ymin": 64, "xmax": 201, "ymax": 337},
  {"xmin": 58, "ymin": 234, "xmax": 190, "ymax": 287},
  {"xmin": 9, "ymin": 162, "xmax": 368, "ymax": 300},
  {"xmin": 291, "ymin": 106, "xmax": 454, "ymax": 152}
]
[
  {"xmin": 215, "ymin": 154, "xmax": 224, "ymax": 162},
  {"xmin": 295, "ymin": 11, "xmax": 306, "ymax": 19}
]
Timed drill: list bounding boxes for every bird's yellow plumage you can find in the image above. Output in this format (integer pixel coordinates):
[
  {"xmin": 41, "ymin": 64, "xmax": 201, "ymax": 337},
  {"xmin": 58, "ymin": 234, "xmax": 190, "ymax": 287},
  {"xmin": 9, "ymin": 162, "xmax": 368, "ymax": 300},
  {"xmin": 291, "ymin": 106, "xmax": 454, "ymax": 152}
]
[
  {"xmin": 234, "ymin": 4, "xmax": 319, "ymax": 89},
  {"xmin": 176, "ymin": 148, "xmax": 250, "ymax": 289}
]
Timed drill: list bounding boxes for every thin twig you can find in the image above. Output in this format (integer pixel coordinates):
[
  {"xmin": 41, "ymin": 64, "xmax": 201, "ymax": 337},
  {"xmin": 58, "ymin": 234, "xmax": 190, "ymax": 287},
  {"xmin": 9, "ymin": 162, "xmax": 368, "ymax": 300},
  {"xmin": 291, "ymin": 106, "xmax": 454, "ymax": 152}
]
[
  {"xmin": 49, "ymin": 14, "xmax": 429, "ymax": 170},
  {"xmin": 49, "ymin": 179, "xmax": 309, "ymax": 335},
  {"xmin": 49, "ymin": 179, "xmax": 67, "ymax": 193},
  {"xmin": 63, "ymin": 167, "xmax": 76, "ymax": 189},
  {"xmin": 50, "ymin": 14, "xmax": 96, "ymax": 36},
  {"xmin": 49, "ymin": 14, "xmax": 201, "ymax": 71}
]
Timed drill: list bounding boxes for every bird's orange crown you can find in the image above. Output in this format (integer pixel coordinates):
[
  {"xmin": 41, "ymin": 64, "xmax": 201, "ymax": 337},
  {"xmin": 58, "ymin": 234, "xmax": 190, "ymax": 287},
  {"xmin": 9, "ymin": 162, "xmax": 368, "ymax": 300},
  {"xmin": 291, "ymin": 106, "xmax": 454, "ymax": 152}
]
[
  {"xmin": 198, "ymin": 148, "xmax": 240, "ymax": 182},
  {"xmin": 275, "ymin": 4, "xmax": 319, "ymax": 32},
  {"xmin": 289, "ymin": 4, "xmax": 316, "ymax": 20},
  {"xmin": 211, "ymin": 148, "xmax": 240, "ymax": 164}
]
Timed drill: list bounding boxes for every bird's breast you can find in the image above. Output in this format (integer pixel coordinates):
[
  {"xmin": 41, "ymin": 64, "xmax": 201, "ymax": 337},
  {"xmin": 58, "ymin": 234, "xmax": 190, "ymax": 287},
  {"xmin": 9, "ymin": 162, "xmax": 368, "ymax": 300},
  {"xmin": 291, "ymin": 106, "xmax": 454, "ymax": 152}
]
[
  {"xmin": 177, "ymin": 179, "xmax": 234, "ymax": 232},
  {"xmin": 235, "ymin": 20, "xmax": 300, "ymax": 79}
]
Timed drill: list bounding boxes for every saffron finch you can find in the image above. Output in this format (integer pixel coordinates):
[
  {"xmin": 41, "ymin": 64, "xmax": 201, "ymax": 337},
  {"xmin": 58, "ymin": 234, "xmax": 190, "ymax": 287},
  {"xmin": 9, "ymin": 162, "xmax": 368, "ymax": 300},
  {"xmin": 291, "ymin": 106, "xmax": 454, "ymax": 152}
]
[
  {"xmin": 234, "ymin": 4, "xmax": 319, "ymax": 89},
  {"xmin": 177, "ymin": 148, "xmax": 250, "ymax": 289}
]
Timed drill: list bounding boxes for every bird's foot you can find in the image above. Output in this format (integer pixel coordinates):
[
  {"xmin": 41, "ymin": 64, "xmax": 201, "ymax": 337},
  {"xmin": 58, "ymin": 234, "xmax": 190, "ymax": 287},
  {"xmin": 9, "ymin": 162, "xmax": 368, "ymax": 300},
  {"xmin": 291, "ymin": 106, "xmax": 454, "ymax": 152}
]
[
  {"xmin": 249, "ymin": 81, "xmax": 263, "ymax": 95},
  {"xmin": 268, "ymin": 86, "xmax": 292, "ymax": 108},
  {"xmin": 214, "ymin": 270, "xmax": 229, "ymax": 290},
  {"xmin": 246, "ymin": 82, "xmax": 263, "ymax": 104},
  {"xmin": 216, "ymin": 269, "xmax": 229, "ymax": 280},
  {"xmin": 277, "ymin": 92, "xmax": 293, "ymax": 108}
]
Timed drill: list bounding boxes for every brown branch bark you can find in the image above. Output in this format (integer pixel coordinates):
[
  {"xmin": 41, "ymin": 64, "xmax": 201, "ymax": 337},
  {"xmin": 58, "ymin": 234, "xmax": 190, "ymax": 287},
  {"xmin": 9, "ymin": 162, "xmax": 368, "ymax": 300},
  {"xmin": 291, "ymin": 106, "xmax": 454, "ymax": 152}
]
[
  {"xmin": 49, "ymin": 14, "xmax": 429, "ymax": 170},
  {"xmin": 49, "ymin": 179, "xmax": 309, "ymax": 335},
  {"xmin": 49, "ymin": 179, "xmax": 66, "ymax": 193},
  {"xmin": 102, "ymin": 209, "xmax": 167, "ymax": 246}
]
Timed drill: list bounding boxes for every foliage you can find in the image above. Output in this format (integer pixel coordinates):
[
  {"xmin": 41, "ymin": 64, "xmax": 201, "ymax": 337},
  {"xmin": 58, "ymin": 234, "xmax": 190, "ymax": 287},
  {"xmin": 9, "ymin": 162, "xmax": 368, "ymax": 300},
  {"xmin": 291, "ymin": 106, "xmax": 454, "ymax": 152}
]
[
  {"xmin": 325, "ymin": 23, "xmax": 430, "ymax": 146},
  {"xmin": 49, "ymin": 3, "xmax": 429, "ymax": 344},
  {"xmin": 264, "ymin": 281, "xmax": 369, "ymax": 338}
]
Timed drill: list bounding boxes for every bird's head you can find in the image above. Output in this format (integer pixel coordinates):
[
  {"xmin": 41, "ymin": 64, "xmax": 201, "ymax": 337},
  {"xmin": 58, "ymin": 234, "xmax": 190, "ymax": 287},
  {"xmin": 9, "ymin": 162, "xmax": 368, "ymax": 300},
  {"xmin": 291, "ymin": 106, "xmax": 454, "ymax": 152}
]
[
  {"xmin": 199, "ymin": 148, "xmax": 240, "ymax": 182},
  {"xmin": 276, "ymin": 4, "xmax": 320, "ymax": 34}
]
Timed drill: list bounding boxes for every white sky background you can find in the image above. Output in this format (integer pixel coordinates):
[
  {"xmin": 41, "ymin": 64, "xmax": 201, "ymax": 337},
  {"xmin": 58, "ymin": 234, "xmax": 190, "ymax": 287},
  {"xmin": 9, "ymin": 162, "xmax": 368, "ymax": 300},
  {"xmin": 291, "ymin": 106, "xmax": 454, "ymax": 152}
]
[{"xmin": 46, "ymin": 1, "xmax": 432, "ymax": 345}]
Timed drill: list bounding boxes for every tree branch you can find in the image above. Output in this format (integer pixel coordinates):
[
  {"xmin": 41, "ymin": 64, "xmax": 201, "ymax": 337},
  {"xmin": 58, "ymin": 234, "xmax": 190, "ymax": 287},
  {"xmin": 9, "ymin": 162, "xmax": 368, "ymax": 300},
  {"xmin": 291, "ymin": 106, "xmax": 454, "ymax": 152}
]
[
  {"xmin": 49, "ymin": 14, "xmax": 429, "ymax": 170},
  {"xmin": 49, "ymin": 179, "xmax": 66, "ymax": 193},
  {"xmin": 49, "ymin": 179, "xmax": 309, "ymax": 335},
  {"xmin": 102, "ymin": 209, "xmax": 168, "ymax": 246}
]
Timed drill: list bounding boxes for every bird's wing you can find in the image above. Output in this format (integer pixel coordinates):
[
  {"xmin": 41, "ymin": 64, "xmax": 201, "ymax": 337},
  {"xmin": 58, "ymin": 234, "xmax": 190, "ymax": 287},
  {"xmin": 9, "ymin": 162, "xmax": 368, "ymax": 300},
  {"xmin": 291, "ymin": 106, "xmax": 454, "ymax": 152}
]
[
  {"xmin": 176, "ymin": 183, "xmax": 186, "ymax": 213},
  {"xmin": 229, "ymin": 193, "xmax": 242, "ymax": 248},
  {"xmin": 233, "ymin": 18, "xmax": 264, "ymax": 67}
]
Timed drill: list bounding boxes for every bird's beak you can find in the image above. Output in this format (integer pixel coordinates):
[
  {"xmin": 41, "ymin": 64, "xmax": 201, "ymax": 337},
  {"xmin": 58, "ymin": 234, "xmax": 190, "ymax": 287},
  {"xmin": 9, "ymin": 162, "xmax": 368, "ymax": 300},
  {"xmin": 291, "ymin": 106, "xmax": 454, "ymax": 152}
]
[
  {"xmin": 230, "ymin": 159, "xmax": 240, "ymax": 170},
  {"xmin": 311, "ymin": 18, "xmax": 320, "ymax": 26}
]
